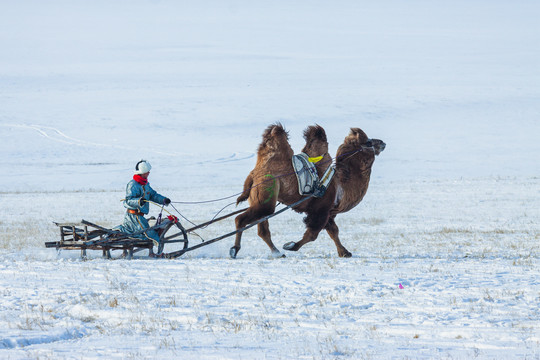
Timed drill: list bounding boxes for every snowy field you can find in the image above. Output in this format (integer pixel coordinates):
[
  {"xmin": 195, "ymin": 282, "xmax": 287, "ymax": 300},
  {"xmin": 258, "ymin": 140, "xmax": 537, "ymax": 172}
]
[{"xmin": 1, "ymin": 0, "xmax": 539, "ymax": 359}]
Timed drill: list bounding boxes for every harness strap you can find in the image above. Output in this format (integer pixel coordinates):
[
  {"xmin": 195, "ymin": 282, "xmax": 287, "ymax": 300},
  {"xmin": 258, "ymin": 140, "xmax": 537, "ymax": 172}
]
[{"xmin": 313, "ymin": 160, "xmax": 336, "ymax": 198}]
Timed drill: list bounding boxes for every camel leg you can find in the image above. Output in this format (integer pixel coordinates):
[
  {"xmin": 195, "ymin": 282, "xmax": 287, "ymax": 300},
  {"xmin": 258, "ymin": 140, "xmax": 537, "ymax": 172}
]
[
  {"xmin": 231, "ymin": 206, "xmax": 275, "ymax": 258},
  {"xmin": 283, "ymin": 210, "xmax": 329, "ymax": 252},
  {"xmin": 231, "ymin": 210, "xmax": 251, "ymax": 259},
  {"xmin": 283, "ymin": 227, "xmax": 323, "ymax": 252},
  {"xmin": 325, "ymin": 217, "xmax": 352, "ymax": 258},
  {"xmin": 258, "ymin": 220, "xmax": 284, "ymax": 258},
  {"xmin": 231, "ymin": 176, "xmax": 279, "ymax": 258}
]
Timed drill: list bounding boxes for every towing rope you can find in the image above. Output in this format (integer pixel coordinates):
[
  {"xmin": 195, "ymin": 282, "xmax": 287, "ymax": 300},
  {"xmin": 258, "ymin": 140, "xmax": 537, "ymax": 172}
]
[
  {"xmin": 138, "ymin": 144, "xmax": 373, "ymax": 238},
  {"xmin": 170, "ymin": 145, "xmax": 371, "ymax": 206},
  {"xmin": 128, "ymin": 144, "xmax": 374, "ymax": 258}
]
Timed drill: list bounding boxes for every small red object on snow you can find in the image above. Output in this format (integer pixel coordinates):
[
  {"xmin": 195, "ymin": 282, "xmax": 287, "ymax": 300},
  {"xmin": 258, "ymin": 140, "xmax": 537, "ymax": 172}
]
[
  {"xmin": 167, "ymin": 215, "xmax": 179, "ymax": 223},
  {"xmin": 399, "ymin": 283, "xmax": 404, "ymax": 289}
]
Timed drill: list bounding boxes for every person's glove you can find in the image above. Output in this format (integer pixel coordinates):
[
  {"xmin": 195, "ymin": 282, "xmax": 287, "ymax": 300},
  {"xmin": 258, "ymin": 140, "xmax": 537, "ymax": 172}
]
[
  {"xmin": 138, "ymin": 198, "xmax": 146, "ymax": 208},
  {"xmin": 163, "ymin": 198, "xmax": 171, "ymax": 206}
]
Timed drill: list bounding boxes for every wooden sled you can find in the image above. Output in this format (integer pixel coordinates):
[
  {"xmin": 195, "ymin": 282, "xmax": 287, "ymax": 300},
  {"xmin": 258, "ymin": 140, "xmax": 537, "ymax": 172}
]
[{"xmin": 45, "ymin": 218, "xmax": 188, "ymax": 259}]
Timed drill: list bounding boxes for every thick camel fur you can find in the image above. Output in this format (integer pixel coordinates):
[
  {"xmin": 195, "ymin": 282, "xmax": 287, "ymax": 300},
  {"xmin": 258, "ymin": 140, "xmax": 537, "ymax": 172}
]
[
  {"xmin": 232, "ymin": 124, "xmax": 385, "ymax": 258},
  {"xmin": 320, "ymin": 128, "xmax": 386, "ymax": 255},
  {"xmin": 232, "ymin": 123, "xmax": 337, "ymax": 258},
  {"xmin": 332, "ymin": 128, "xmax": 386, "ymax": 215}
]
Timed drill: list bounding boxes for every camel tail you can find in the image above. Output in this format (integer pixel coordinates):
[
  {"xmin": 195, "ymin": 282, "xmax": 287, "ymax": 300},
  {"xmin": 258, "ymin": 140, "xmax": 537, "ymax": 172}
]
[{"xmin": 237, "ymin": 174, "xmax": 254, "ymax": 205}]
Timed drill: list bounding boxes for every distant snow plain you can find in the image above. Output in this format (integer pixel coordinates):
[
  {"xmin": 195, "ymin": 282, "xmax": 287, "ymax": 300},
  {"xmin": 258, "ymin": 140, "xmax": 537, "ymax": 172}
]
[{"xmin": 1, "ymin": 1, "xmax": 539, "ymax": 359}]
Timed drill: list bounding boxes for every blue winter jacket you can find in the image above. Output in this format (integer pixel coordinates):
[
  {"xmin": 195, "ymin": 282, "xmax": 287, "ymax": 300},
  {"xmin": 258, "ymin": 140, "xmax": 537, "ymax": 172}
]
[
  {"xmin": 123, "ymin": 179, "xmax": 167, "ymax": 214},
  {"xmin": 114, "ymin": 179, "xmax": 168, "ymax": 243}
]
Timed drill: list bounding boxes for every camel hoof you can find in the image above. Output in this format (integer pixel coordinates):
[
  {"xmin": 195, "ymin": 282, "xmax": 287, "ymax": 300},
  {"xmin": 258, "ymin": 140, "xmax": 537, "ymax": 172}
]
[
  {"xmin": 283, "ymin": 242, "xmax": 298, "ymax": 251},
  {"xmin": 229, "ymin": 246, "xmax": 239, "ymax": 259},
  {"xmin": 271, "ymin": 251, "xmax": 286, "ymax": 259}
]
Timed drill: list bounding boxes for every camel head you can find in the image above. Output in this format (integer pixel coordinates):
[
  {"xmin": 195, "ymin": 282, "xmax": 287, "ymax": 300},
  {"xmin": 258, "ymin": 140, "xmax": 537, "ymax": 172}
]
[
  {"xmin": 301, "ymin": 125, "xmax": 329, "ymax": 157},
  {"xmin": 257, "ymin": 123, "xmax": 292, "ymax": 157},
  {"xmin": 345, "ymin": 128, "xmax": 386, "ymax": 155}
]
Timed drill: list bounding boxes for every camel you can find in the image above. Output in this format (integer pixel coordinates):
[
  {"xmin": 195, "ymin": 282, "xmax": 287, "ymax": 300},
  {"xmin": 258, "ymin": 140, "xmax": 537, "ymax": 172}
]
[
  {"xmin": 231, "ymin": 123, "xmax": 338, "ymax": 258},
  {"xmin": 282, "ymin": 127, "xmax": 386, "ymax": 256},
  {"xmin": 232, "ymin": 124, "xmax": 385, "ymax": 258}
]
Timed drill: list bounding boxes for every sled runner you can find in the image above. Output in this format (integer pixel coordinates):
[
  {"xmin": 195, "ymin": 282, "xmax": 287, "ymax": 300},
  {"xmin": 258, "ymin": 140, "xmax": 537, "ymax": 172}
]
[{"xmin": 45, "ymin": 218, "xmax": 188, "ymax": 259}]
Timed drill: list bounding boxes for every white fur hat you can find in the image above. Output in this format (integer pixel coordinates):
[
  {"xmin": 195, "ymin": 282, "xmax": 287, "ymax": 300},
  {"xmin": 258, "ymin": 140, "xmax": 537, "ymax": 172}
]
[{"xmin": 134, "ymin": 160, "xmax": 152, "ymax": 174}]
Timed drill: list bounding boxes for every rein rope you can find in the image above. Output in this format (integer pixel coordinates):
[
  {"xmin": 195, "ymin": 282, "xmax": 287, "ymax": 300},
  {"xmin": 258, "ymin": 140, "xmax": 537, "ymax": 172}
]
[
  {"xmin": 145, "ymin": 199, "xmax": 246, "ymax": 242},
  {"xmin": 170, "ymin": 144, "xmax": 373, "ymax": 206},
  {"xmin": 141, "ymin": 144, "xmax": 374, "ymax": 233}
]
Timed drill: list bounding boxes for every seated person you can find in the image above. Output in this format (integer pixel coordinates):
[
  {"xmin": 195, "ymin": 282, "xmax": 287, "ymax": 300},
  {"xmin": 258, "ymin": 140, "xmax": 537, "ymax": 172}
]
[{"xmin": 115, "ymin": 160, "xmax": 171, "ymax": 255}]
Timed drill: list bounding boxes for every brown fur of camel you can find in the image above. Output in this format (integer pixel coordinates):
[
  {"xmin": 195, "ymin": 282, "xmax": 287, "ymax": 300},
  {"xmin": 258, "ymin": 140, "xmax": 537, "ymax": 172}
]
[
  {"xmin": 232, "ymin": 124, "xmax": 385, "ymax": 258},
  {"xmin": 283, "ymin": 127, "xmax": 385, "ymax": 256}
]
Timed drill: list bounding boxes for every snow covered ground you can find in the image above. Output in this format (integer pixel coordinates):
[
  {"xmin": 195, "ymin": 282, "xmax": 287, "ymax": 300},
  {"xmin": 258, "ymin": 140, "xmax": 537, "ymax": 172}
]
[{"xmin": 1, "ymin": 0, "xmax": 539, "ymax": 358}]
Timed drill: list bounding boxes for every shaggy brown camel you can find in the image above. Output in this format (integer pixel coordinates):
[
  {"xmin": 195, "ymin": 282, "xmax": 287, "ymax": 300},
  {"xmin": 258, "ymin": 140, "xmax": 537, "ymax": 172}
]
[
  {"xmin": 282, "ymin": 127, "xmax": 386, "ymax": 256},
  {"xmin": 231, "ymin": 123, "xmax": 340, "ymax": 258}
]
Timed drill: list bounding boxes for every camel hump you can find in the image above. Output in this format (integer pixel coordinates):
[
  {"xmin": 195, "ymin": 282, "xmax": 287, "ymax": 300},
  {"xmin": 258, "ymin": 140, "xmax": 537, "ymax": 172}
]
[
  {"xmin": 262, "ymin": 123, "xmax": 288, "ymax": 141},
  {"xmin": 303, "ymin": 125, "xmax": 327, "ymax": 142}
]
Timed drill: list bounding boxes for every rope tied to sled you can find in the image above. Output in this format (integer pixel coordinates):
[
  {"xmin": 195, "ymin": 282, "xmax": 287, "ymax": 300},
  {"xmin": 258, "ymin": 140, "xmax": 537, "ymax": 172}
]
[{"xmin": 169, "ymin": 144, "xmax": 370, "ymax": 205}]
